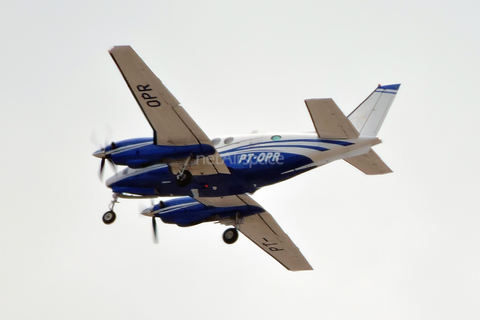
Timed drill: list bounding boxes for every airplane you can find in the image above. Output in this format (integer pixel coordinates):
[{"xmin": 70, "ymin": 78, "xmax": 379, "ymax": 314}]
[{"xmin": 93, "ymin": 46, "xmax": 400, "ymax": 271}]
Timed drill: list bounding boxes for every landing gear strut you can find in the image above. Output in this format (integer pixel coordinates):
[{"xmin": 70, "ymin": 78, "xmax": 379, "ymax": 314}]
[
  {"xmin": 223, "ymin": 228, "xmax": 238, "ymax": 244},
  {"xmin": 103, "ymin": 193, "xmax": 119, "ymax": 225},
  {"xmin": 176, "ymin": 155, "xmax": 193, "ymax": 187}
]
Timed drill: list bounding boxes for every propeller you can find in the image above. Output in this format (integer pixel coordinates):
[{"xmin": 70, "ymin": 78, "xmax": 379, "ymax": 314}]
[
  {"xmin": 141, "ymin": 199, "xmax": 164, "ymax": 244},
  {"xmin": 94, "ymin": 142, "xmax": 118, "ymax": 181},
  {"xmin": 152, "ymin": 216, "xmax": 158, "ymax": 244},
  {"xmin": 91, "ymin": 129, "xmax": 118, "ymax": 181}
]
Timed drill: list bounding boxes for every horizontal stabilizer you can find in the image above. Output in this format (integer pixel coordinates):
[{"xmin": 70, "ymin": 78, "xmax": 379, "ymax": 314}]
[
  {"xmin": 305, "ymin": 98, "xmax": 359, "ymax": 139},
  {"xmin": 344, "ymin": 148, "xmax": 392, "ymax": 175}
]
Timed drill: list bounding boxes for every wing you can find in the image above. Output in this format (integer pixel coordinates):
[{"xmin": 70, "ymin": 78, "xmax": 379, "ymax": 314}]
[
  {"xmin": 195, "ymin": 195, "xmax": 313, "ymax": 271},
  {"xmin": 109, "ymin": 46, "xmax": 229, "ymax": 174},
  {"xmin": 305, "ymin": 98, "xmax": 360, "ymax": 139}
]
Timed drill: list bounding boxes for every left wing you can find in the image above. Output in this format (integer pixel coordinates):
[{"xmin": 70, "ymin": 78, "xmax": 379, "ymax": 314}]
[
  {"xmin": 196, "ymin": 195, "xmax": 313, "ymax": 271},
  {"xmin": 109, "ymin": 45, "xmax": 229, "ymax": 175}
]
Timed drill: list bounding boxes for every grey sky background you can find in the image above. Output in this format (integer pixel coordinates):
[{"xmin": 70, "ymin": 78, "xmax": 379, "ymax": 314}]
[{"xmin": 1, "ymin": 0, "xmax": 479, "ymax": 319}]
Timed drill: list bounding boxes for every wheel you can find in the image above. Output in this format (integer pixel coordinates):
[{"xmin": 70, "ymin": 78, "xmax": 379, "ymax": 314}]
[
  {"xmin": 223, "ymin": 228, "xmax": 238, "ymax": 244},
  {"xmin": 102, "ymin": 210, "xmax": 116, "ymax": 225},
  {"xmin": 176, "ymin": 170, "xmax": 192, "ymax": 187}
]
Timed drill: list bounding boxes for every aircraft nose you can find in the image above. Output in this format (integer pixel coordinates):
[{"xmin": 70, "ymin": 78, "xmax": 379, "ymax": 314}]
[
  {"xmin": 105, "ymin": 168, "xmax": 128, "ymax": 188},
  {"xmin": 105, "ymin": 174, "xmax": 118, "ymax": 188},
  {"xmin": 93, "ymin": 149, "xmax": 106, "ymax": 158}
]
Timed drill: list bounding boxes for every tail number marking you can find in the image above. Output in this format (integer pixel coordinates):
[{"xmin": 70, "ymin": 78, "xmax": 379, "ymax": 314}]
[{"xmin": 238, "ymin": 152, "xmax": 281, "ymax": 164}]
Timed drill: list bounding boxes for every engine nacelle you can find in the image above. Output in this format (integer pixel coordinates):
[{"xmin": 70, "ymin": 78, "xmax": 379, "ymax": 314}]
[
  {"xmin": 145, "ymin": 197, "xmax": 263, "ymax": 227},
  {"xmin": 96, "ymin": 138, "xmax": 216, "ymax": 168}
]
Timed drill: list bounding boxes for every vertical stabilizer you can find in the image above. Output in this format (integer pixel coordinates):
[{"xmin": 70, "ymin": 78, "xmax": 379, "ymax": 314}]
[{"xmin": 348, "ymin": 84, "xmax": 400, "ymax": 136}]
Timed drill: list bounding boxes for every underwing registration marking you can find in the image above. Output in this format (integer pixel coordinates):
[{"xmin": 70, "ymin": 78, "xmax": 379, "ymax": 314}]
[
  {"xmin": 262, "ymin": 237, "xmax": 284, "ymax": 252},
  {"xmin": 137, "ymin": 84, "xmax": 161, "ymax": 107}
]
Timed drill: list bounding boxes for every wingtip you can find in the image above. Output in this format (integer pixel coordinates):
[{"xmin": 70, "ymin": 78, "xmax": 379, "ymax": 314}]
[
  {"xmin": 377, "ymin": 83, "xmax": 401, "ymax": 90},
  {"xmin": 109, "ymin": 45, "xmax": 132, "ymax": 54}
]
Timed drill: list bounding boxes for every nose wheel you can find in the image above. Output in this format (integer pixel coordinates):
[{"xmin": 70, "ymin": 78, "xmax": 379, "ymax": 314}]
[
  {"xmin": 102, "ymin": 211, "xmax": 116, "ymax": 224},
  {"xmin": 223, "ymin": 228, "xmax": 238, "ymax": 244}
]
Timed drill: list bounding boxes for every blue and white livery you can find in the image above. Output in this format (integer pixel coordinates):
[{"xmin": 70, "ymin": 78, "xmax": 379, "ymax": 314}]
[{"xmin": 93, "ymin": 46, "xmax": 400, "ymax": 271}]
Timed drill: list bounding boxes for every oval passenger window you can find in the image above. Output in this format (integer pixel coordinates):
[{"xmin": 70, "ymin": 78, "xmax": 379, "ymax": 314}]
[{"xmin": 271, "ymin": 135, "xmax": 282, "ymax": 141}]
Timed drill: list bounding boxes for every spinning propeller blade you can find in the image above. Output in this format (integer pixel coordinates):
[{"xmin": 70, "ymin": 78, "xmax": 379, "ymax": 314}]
[
  {"xmin": 94, "ymin": 142, "xmax": 117, "ymax": 181},
  {"xmin": 99, "ymin": 158, "xmax": 106, "ymax": 180},
  {"xmin": 152, "ymin": 217, "xmax": 158, "ymax": 244},
  {"xmin": 141, "ymin": 200, "xmax": 160, "ymax": 244}
]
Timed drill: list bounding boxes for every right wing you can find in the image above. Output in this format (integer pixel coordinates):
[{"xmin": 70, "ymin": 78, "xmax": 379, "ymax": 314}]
[
  {"xmin": 109, "ymin": 46, "xmax": 229, "ymax": 175},
  {"xmin": 196, "ymin": 195, "xmax": 313, "ymax": 271},
  {"xmin": 110, "ymin": 45, "xmax": 204, "ymax": 146},
  {"xmin": 305, "ymin": 98, "xmax": 360, "ymax": 139}
]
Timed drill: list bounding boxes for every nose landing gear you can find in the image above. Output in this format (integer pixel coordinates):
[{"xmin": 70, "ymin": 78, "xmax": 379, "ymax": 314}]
[{"xmin": 102, "ymin": 193, "xmax": 119, "ymax": 225}]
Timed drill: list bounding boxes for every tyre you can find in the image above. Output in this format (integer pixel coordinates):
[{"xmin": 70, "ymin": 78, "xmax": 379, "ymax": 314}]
[
  {"xmin": 176, "ymin": 170, "xmax": 193, "ymax": 187},
  {"xmin": 102, "ymin": 210, "xmax": 116, "ymax": 225},
  {"xmin": 223, "ymin": 228, "xmax": 238, "ymax": 244}
]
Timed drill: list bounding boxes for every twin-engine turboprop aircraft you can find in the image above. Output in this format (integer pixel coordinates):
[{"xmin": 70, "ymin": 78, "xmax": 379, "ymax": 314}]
[{"xmin": 94, "ymin": 46, "xmax": 400, "ymax": 271}]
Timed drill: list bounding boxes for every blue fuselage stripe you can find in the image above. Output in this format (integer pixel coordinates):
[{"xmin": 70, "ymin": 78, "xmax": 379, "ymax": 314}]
[
  {"xmin": 219, "ymin": 138, "xmax": 353, "ymax": 154},
  {"xmin": 221, "ymin": 144, "xmax": 329, "ymax": 154}
]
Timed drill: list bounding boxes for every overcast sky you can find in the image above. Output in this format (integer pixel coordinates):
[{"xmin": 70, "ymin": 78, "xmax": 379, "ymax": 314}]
[{"xmin": 1, "ymin": 0, "xmax": 479, "ymax": 319}]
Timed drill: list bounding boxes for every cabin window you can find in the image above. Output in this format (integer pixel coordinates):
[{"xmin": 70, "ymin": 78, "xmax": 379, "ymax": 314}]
[
  {"xmin": 271, "ymin": 135, "xmax": 282, "ymax": 141},
  {"xmin": 212, "ymin": 138, "xmax": 221, "ymax": 145},
  {"xmin": 224, "ymin": 137, "xmax": 234, "ymax": 144}
]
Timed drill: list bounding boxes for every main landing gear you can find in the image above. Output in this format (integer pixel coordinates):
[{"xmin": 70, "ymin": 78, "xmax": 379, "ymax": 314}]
[
  {"xmin": 175, "ymin": 155, "xmax": 193, "ymax": 187},
  {"xmin": 223, "ymin": 228, "xmax": 239, "ymax": 244},
  {"xmin": 176, "ymin": 170, "xmax": 192, "ymax": 187},
  {"xmin": 102, "ymin": 193, "xmax": 119, "ymax": 225}
]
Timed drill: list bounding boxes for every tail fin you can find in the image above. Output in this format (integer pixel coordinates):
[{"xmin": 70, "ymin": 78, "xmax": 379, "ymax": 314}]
[{"xmin": 348, "ymin": 84, "xmax": 400, "ymax": 136}]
